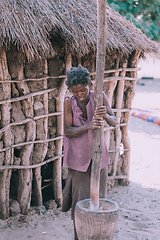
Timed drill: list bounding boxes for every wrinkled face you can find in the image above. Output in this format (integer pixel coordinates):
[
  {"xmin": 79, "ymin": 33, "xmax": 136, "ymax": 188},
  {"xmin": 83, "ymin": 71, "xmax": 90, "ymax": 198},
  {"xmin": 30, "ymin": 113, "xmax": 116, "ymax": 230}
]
[{"xmin": 70, "ymin": 84, "xmax": 89, "ymax": 102}]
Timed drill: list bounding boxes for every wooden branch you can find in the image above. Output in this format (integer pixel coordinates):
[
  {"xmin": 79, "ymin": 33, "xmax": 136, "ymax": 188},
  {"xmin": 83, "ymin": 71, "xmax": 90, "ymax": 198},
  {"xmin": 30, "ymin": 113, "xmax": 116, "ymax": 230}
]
[
  {"xmin": 0, "ymin": 154, "xmax": 63, "ymax": 171},
  {"xmin": 121, "ymin": 51, "xmax": 141, "ymax": 185},
  {"xmin": 34, "ymin": 112, "xmax": 63, "ymax": 119},
  {"xmin": 107, "ymin": 59, "xmax": 120, "ymax": 105},
  {"xmin": 91, "ymin": 76, "xmax": 137, "ymax": 85},
  {"xmin": 53, "ymin": 53, "xmax": 72, "ymax": 207},
  {"xmin": 103, "ymin": 123, "xmax": 128, "ymax": 131},
  {"xmin": 33, "ymin": 59, "xmax": 48, "ymax": 206},
  {"xmin": 0, "ymin": 136, "xmax": 63, "ymax": 153},
  {"xmin": 41, "ymin": 183, "xmax": 52, "ymax": 190},
  {"xmin": 113, "ymin": 109, "xmax": 130, "ymax": 112},
  {"xmin": 78, "ymin": 57, "xmax": 81, "ymax": 66},
  {"xmin": 0, "ymin": 48, "xmax": 13, "ymax": 219},
  {"xmin": 0, "ymin": 87, "xmax": 57, "ymax": 105},
  {"xmin": 104, "ymin": 58, "xmax": 120, "ymax": 150},
  {"xmin": 0, "ymin": 75, "xmax": 66, "ymax": 83},
  {"xmin": 43, "ymin": 178, "xmax": 52, "ymax": 182},
  {"xmin": 108, "ymin": 175, "xmax": 128, "ymax": 180},
  {"xmin": 108, "ymin": 148, "xmax": 130, "ymax": 153},
  {"xmin": 0, "ymin": 112, "xmax": 62, "ymax": 134},
  {"xmin": 113, "ymin": 60, "xmax": 128, "ymax": 177},
  {"xmin": 90, "ymin": 67, "xmax": 141, "ymax": 76},
  {"xmin": 103, "ymin": 76, "xmax": 137, "ymax": 82},
  {"xmin": 14, "ymin": 51, "xmax": 36, "ymax": 215}
]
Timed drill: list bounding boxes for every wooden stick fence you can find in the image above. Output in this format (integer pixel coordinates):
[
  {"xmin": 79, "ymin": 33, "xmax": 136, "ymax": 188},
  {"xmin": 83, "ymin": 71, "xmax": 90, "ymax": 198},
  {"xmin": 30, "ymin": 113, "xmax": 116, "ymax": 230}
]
[
  {"xmin": 0, "ymin": 67, "xmax": 139, "ymax": 166},
  {"xmin": 0, "ymin": 52, "xmax": 140, "ymax": 219},
  {"xmin": 0, "ymin": 67, "xmax": 141, "ymax": 83}
]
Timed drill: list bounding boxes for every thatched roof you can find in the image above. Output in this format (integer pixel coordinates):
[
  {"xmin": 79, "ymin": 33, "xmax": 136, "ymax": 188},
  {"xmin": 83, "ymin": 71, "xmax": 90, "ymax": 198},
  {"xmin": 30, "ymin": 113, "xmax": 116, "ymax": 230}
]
[{"xmin": 0, "ymin": 0, "xmax": 158, "ymax": 60}]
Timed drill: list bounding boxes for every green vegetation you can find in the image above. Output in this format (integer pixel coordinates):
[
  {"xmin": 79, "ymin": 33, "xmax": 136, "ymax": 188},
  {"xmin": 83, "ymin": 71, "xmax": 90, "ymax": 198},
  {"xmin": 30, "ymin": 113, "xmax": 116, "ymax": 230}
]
[{"xmin": 107, "ymin": 0, "xmax": 160, "ymax": 41}]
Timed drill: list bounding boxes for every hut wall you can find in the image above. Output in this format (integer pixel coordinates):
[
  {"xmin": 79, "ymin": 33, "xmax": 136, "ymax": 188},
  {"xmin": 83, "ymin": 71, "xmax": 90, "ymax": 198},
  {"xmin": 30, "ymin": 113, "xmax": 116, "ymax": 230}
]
[{"xmin": 0, "ymin": 47, "xmax": 140, "ymax": 219}]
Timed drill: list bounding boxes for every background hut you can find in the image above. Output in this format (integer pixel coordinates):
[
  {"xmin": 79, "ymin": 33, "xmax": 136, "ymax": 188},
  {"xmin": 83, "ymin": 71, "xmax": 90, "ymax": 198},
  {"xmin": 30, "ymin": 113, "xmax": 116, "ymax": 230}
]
[{"xmin": 0, "ymin": 0, "xmax": 158, "ymax": 219}]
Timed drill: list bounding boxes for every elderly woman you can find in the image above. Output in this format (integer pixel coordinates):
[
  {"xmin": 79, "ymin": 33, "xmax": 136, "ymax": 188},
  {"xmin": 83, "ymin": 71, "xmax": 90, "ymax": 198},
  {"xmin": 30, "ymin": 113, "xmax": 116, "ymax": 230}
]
[{"xmin": 62, "ymin": 65, "xmax": 116, "ymax": 239}]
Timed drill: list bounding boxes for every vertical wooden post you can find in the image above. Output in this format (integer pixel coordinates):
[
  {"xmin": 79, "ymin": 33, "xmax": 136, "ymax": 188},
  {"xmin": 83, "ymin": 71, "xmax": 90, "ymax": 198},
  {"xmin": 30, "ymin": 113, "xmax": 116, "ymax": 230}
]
[
  {"xmin": 77, "ymin": 56, "xmax": 81, "ymax": 66},
  {"xmin": 107, "ymin": 57, "xmax": 120, "ymax": 106},
  {"xmin": 121, "ymin": 51, "xmax": 141, "ymax": 185},
  {"xmin": 90, "ymin": 0, "xmax": 106, "ymax": 210},
  {"xmin": 0, "ymin": 48, "xmax": 13, "ymax": 219},
  {"xmin": 104, "ymin": 57, "xmax": 120, "ymax": 149},
  {"xmin": 53, "ymin": 53, "xmax": 72, "ymax": 206},
  {"xmin": 34, "ymin": 59, "xmax": 48, "ymax": 206},
  {"xmin": 15, "ymin": 51, "xmax": 36, "ymax": 214},
  {"xmin": 113, "ymin": 60, "xmax": 128, "ymax": 176}
]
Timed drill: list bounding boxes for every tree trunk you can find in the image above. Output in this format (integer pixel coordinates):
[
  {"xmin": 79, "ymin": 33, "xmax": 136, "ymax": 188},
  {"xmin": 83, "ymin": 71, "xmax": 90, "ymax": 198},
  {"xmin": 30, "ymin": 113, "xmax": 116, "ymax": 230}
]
[
  {"xmin": 90, "ymin": 0, "xmax": 106, "ymax": 210},
  {"xmin": 0, "ymin": 48, "xmax": 13, "ymax": 219},
  {"xmin": 53, "ymin": 53, "xmax": 72, "ymax": 207}
]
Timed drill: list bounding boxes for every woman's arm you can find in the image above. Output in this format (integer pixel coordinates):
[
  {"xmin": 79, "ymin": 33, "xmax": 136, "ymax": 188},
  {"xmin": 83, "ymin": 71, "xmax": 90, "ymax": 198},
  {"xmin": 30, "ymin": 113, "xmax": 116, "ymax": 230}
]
[
  {"xmin": 95, "ymin": 92, "xmax": 117, "ymax": 127},
  {"xmin": 64, "ymin": 97, "xmax": 103, "ymax": 138}
]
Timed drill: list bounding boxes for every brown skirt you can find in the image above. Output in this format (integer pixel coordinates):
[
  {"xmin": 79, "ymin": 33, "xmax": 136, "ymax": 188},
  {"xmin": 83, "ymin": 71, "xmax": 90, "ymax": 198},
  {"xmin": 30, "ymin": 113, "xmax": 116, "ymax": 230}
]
[{"xmin": 62, "ymin": 163, "xmax": 107, "ymax": 220}]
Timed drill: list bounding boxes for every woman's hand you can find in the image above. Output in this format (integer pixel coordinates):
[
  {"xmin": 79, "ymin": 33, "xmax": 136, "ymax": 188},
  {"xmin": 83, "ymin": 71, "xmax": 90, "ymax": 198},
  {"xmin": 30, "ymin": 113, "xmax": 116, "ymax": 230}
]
[
  {"xmin": 94, "ymin": 105, "xmax": 117, "ymax": 127},
  {"xmin": 94, "ymin": 106, "xmax": 107, "ymax": 119},
  {"xmin": 90, "ymin": 116, "xmax": 104, "ymax": 129}
]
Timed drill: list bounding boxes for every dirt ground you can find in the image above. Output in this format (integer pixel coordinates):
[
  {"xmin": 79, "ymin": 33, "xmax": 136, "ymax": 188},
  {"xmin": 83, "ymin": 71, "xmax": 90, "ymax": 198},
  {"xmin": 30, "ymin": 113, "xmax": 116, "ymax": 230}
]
[{"xmin": 0, "ymin": 79, "xmax": 160, "ymax": 240}]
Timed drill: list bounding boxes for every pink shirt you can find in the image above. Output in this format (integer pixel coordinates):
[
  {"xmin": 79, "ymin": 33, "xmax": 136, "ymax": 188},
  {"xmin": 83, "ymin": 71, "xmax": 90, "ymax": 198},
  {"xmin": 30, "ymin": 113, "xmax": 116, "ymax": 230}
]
[{"xmin": 63, "ymin": 91, "xmax": 110, "ymax": 172}]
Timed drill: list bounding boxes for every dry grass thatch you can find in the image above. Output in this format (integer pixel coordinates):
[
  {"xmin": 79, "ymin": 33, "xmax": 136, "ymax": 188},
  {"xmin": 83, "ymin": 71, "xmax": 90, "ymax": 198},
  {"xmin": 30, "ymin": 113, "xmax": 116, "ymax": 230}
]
[{"xmin": 0, "ymin": 0, "xmax": 158, "ymax": 60}]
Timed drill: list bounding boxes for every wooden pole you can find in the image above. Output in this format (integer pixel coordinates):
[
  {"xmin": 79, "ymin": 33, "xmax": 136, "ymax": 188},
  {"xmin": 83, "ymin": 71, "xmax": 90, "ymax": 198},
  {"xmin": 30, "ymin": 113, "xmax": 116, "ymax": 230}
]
[
  {"xmin": 15, "ymin": 51, "xmax": 36, "ymax": 215},
  {"xmin": 113, "ymin": 60, "xmax": 128, "ymax": 176},
  {"xmin": 53, "ymin": 53, "xmax": 72, "ymax": 207},
  {"xmin": 121, "ymin": 51, "xmax": 141, "ymax": 185},
  {"xmin": 90, "ymin": 0, "xmax": 106, "ymax": 210},
  {"xmin": 0, "ymin": 48, "xmax": 13, "ymax": 219},
  {"xmin": 34, "ymin": 59, "xmax": 48, "ymax": 206}
]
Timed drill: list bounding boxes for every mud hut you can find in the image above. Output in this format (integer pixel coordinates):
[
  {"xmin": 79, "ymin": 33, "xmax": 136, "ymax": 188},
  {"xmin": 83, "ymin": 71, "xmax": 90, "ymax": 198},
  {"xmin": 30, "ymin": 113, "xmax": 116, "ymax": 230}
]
[{"xmin": 0, "ymin": 0, "xmax": 158, "ymax": 219}]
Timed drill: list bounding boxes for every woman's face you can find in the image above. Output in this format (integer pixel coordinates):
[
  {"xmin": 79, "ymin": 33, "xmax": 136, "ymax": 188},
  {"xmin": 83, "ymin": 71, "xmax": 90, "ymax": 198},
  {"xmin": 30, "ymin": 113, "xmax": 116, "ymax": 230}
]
[{"xmin": 70, "ymin": 84, "xmax": 89, "ymax": 102}]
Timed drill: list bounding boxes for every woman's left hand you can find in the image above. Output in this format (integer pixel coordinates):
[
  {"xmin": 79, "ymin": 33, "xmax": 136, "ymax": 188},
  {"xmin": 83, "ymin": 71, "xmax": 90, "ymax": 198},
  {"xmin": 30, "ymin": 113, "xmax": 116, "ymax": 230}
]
[{"xmin": 94, "ymin": 106, "xmax": 107, "ymax": 119}]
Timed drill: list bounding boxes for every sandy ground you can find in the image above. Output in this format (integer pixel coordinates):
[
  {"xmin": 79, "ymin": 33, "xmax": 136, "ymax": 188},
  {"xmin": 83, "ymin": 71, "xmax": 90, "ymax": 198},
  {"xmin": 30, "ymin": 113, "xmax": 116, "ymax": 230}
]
[{"xmin": 0, "ymin": 79, "xmax": 160, "ymax": 240}]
